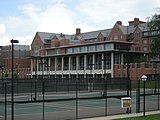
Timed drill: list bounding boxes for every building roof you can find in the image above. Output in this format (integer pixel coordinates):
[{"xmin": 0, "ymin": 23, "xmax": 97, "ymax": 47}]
[
  {"xmin": 37, "ymin": 32, "xmax": 55, "ymax": 43},
  {"xmin": 79, "ymin": 29, "xmax": 112, "ymax": 40},
  {"xmin": 37, "ymin": 32, "xmax": 73, "ymax": 44},
  {"xmin": 37, "ymin": 28, "xmax": 112, "ymax": 44},
  {"xmin": 118, "ymin": 23, "xmax": 148, "ymax": 34},
  {"xmin": 36, "ymin": 21, "xmax": 149, "ymax": 45},
  {"xmin": 54, "ymin": 34, "xmax": 72, "ymax": 40}
]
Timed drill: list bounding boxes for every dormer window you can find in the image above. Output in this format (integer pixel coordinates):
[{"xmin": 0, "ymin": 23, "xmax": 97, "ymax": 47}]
[
  {"xmin": 44, "ymin": 39, "xmax": 51, "ymax": 43},
  {"xmin": 114, "ymin": 34, "xmax": 118, "ymax": 40},
  {"xmin": 135, "ymin": 32, "xmax": 140, "ymax": 38}
]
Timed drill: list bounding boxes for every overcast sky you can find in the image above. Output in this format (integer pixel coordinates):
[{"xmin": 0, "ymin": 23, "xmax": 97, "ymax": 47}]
[{"xmin": 0, "ymin": 0, "xmax": 160, "ymax": 46}]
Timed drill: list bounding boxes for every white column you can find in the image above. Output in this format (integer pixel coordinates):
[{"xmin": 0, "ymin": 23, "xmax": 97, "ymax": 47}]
[
  {"xmin": 76, "ymin": 56, "xmax": 79, "ymax": 70},
  {"xmin": 84, "ymin": 54, "xmax": 87, "ymax": 78},
  {"xmin": 76, "ymin": 55, "xmax": 79, "ymax": 78},
  {"xmin": 62, "ymin": 57, "xmax": 64, "ymax": 78},
  {"xmin": 68, "ymin": 56, "xmax": 71, "ymax": 78},
  {"xmin": 48, "ymin": 58, "xmax": 51, "ymax": 78},
  {"xmin": 55, "ymin": 57, "xmax": 57, "ymax": 78},
  {"xmin": 36, "ymin": 58, "xmax": 39, "ymax": 78},
  {"xmin": 92, "ymin": 54, "xmax": 95, "ymax": 77},
  {"xmin": 31, "ymin": 58, "xmax": 33, "ymax": 78},
  {"xmin": 121, "ymin": 53, "xmax": 124, "ymax": 64},
  {"xmin": 69, "ymin": 56, "xmax": 71, "ymax": 71},
  {"xmin": 93, "ymin": 54, "xmax": 95, "ymax": 68},
  {"xmin": 111, "ymin": 52, "xmax": 114, "ymax": 77}
]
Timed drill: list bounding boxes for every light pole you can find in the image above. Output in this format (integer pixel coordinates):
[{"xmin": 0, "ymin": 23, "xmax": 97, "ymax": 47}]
[
  {"xmin": 10, "ymin": 39, "xmax": 19, "ymax": 120},
  {"xmin": 141, "ymin": 75, "xmax": 147, "ymax": 116},
  {"xmin": 31, "ymin": 56, "xmax": 37, "ymax": 101}
]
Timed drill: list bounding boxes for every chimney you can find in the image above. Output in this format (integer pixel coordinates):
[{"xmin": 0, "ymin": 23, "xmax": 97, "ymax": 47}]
[
  {"xmin": 76, "ymin": 28, "xmax": 81, "ymax": 35},
  {"xmin": 129, "ymin": 18, "xmax": 141, "ymax": 27},
  {"xmin": 60, "ymin": 33, "xmax": 63, "ymax": 37},
  {"xmin": 134, "ymin": 18, "xmax": 139, "ymax": 27},
  {"xmin": 116, "ymin": 21, "xmax": 122, "ymax": 26}
]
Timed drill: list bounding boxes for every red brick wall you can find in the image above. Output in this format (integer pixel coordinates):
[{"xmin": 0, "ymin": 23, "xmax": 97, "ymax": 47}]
[
  {"xmin": 60, "ymin": 39, "xmax": 70, "ymax": 46},
  {"xmin": 51, "ymin": 39, "xmax": 60, "ymax": 47},
  {"xmin": 109, "ymin": 23, "xmax": 126, "ymax": 42},
  {"xmin": 114, "ymin": 63, "xmax": 160, "ymax": 80},
  {"xmin": 31, "ymin": 32, "xmax": 44, "ymax": 56}
]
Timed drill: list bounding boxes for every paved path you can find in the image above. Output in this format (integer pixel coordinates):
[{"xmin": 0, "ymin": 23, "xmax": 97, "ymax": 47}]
[{"xmin": 81, "ymin": 110, "xmax": 160, "ymax": 120}]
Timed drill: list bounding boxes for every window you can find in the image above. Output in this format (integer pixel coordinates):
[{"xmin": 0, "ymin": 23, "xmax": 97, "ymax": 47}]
[
  {"xmin": 143, "ymin": 47, "xmax": 147, "ymax": 51},
  {"xmin": 96, "ymin": 45, "xmax": 104, "ymax": 51},
  {"xmin": 73, "ymin": 47, "xmax": 79, "ymax": 53},
  {"xmin": 135, "ymin": 32, "xmax": 140, "ymax": 37},
  {"xmin": 87, "ymin": 45, "xmax": 94, "ymax": 52},
  {"xmin": 114, "ymin": 35, "xmax": 118, "ymax": 40},
  {"xmin": 67, "ymin": 48, "xmax": 72, "ymax": 54},
  {"xmin": 105, "ymin": 44, "xmax": 113, "ymax": 50},
  {"xmin": 109, "ymin": 37, "xmax": 112, "ymax": 40},
  {"xmin": 14, "ymin": 51, "xmax": 19, "ymax": 58},
  {"xmin": 143, "ymin": 38, "xmax": 147, "ymax": 44},
  {"xmin": 80, "ymin": 46, "xmax": 86, "ymax": 52},
  {"xmin": 120, "ymin": 35, "xmax": 123, "ymax": 39},
  {"xmin": 114, "ymin": 54, "xmax": 121, "ymax": 64},
  {"xmin": 143, "ymin": 32, "xmax": 149, "ymax": 37},
  {"xmin": 95, "ymin": 54, "xmax": 102, "ymax": 69},
  {"xmin": 135, "ymin": 39, "xmax": 140, "ymax": 43},
  {"xmin": 79, "ymin": 56, "xmax": 84, "ymax": 69},
  {"xmin": 98, "ymin": 38, "xmax": 103, "ymax": 41},
  {"xmin": 104, "ymin": 54, "xmax": 111, "ymax": 69},
  {"xmin": 135, "ymin": 47, "xmax": 140, "ymax": 51},
  {"xmin": 86, "ymin": 55, "xmax": 93, "ymax": 69},
  {"xmin": 150, "ymin": 31, "xmax": 158, "ymax": 36},
  {"xmin": 114, "ymin": 34, "xmax": 118, "ymax": 40},
  {"xmin": 56, "ymin": 49, "xmax": 60, "ymax": 54}
]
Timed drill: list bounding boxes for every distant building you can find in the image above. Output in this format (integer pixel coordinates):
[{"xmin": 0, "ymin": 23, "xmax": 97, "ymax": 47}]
[
  {"xmin": 1, "ymin": 44, "xmax": 31, "ymax": 78},
  {"xmin": 31, "ymin": 18, "xmax": 160, "ymax": 80},
  {"xmin": 0, "ymin": 46, "xmax": 2, "ymax": 66},
  {"xmin": 0, "ymin": 46, "xmax": 3, "ymax": 76}
]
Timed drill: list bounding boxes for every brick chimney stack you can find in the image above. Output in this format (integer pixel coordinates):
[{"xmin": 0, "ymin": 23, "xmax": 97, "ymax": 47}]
[
  {"xmin": 76, "ymin": 28, "xmax": 81, "ymax": 35},
  {"xmin": 128, "ymin": 18, "xmax": 145, "ymax": 27},
  {"xmin": 116, "ymin": 21, "xmax": 122, "ymax": 25},
  {"xmin": 134, "ymin": 18, "xmax": 140, "ymax": 27}
]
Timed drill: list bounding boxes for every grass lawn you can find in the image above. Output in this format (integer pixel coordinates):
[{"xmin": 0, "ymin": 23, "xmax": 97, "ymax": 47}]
[{"xmin": 115, "ymin": 114, "xmax": 160, "ymax": 120}]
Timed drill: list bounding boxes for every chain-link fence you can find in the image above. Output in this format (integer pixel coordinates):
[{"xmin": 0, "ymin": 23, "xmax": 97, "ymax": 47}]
[{"xmin": 0, "ymin": 77, "xmax": 159, "ymax": 120}]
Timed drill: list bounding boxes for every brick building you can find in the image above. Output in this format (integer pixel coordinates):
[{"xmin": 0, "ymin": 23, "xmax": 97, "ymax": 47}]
[
  {"xmin": 31, "ymin": 18, "xmax": 160, "ymax": 80},
  {"xmin": 0, "ymin": 44, "xmax": 31, "ymax": 78}
]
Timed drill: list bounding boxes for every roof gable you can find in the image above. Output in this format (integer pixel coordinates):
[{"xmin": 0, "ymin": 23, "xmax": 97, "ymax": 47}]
[
  {"xmin": 80, "ymin": 29, "xmax": 111, "ymax": 40},
  {"xmin": 109, "ymin": 23, "xmax": 123, "ymax": 38}
]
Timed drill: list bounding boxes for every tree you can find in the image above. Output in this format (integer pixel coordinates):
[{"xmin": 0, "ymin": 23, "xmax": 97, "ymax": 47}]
[
  {"xmin": 147, "ymin": 13, "xmax": 160, "ymax": 59},
  {"xmin": 4, "ymin": 72, "xmax": 8, "ymax": 78},
  {"xmin": 13, "ymin": 72, "xmax": 19, "ymax": 78}
]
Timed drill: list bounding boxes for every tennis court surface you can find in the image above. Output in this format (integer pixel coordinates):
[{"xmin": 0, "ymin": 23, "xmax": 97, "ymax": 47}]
[
  {"xmin": 1, "ymin": 78, "xmax": 160, "ymax": 120},
  {"xmin": 0, "ymin": 91, "xmax": 130, "ymax": 120}
]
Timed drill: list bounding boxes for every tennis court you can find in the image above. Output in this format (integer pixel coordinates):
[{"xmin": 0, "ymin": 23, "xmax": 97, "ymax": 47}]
[
  {"xmin": 1, "ymin": 90, "xmax": 160, "ymax": 120},
  {"xmin": 1, "ymin": 78, "xmax": 160, "ymax": 120},
  {"xmin": 0, "ymin": 91, "xmax": 129, "ymax": 120}
]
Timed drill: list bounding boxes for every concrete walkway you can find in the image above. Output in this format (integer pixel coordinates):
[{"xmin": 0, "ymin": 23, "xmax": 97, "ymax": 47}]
[{"xmin": 81, "ymin": 111, "xmax": 160, "ymax": 120}]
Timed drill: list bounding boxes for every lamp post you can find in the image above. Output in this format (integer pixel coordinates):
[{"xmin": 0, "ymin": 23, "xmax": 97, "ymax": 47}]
[
  {"xmin": 141, "ymin": 75, "xmax": 147, "ymax": 116},
  {"xmin": 10, "ymin": 39, "xmax": 19, "ymax": 120},
  {"xmin": 31, "ymin": 56, "xmax": 40, "ymax": 101}
]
